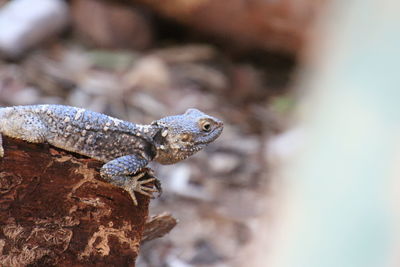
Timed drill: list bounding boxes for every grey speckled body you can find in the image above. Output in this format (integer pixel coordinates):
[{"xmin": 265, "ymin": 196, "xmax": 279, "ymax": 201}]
[{"xmin": 0, "ymin": 104, "xmax": 223, "ymax": 205}]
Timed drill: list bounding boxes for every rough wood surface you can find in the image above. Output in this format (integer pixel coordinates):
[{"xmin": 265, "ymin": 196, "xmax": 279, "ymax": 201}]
[
  {"xmin": 0, "ymin": 136, "xmax": 151, "ymax": 267},
  {"xmin": 142, "ymin": 213, "xmax": 177, "ymax": 243}
]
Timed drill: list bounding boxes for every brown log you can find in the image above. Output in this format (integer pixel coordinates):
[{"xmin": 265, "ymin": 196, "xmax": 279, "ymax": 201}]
[
  {"xmin": 142, "ymin": 213, "xmax": 177, "ymax": 243},
  {"xmin": 0, "ymin": 136, "xmax": 150, "ymax": 266},
  {"xmin": 127, "ymin": 0, "xmax": 326, "ymax": 54}
]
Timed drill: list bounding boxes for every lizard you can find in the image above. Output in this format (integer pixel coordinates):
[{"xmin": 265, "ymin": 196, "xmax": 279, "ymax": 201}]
[{"xmin": 0, "ymin": 104, "xmax": 223, "ymax": 205}]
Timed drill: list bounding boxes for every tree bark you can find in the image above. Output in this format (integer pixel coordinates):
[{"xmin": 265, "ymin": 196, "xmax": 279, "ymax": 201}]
[{"xmin": 0, "ymin": 136, "xmax": 150, "ymax": 266}]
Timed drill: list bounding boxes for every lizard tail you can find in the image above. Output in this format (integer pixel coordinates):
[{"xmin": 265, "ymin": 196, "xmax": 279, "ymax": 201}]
[
  {"xmin": 0, "ymin": 107, "xmax": 13, "ymax": 132},
  {"xmin": 0, "ymin": 107, "xmax": 8, "ymax": 121},
  {"xmin": 0, "ymin": 107, "xmax": 12, "ymax": 117},
  {"xmin": 0, "ymin": 108, "xmax": 5, "ymax": 132},
  {"xmin": 0, "ymin": 107, "xmax": 4, "ymax": 157}
]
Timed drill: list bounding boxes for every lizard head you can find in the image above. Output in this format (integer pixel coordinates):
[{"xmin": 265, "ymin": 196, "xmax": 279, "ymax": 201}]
[{"xmin": 152, "ymin": 108, "xmax": 223, "ymax": 165}]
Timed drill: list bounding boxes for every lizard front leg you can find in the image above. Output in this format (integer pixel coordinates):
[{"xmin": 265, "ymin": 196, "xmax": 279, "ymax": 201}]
[{"xmin": 100, "ymin": 154, "xmax": 158, "ymax": 205}]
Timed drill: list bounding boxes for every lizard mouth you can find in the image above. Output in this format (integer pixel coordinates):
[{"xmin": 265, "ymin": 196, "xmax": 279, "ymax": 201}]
[{"xmin": 180, "ymin": 146, "xmax": 203, "ymax": 153}]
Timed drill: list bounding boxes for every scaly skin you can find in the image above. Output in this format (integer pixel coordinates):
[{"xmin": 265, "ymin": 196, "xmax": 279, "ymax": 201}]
[{"xmin": 0, "ymin": 105, "xmax": 223, "ymax": 205}]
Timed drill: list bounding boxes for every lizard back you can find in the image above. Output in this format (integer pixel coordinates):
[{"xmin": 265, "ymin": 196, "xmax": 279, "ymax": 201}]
[{"xmin": 0, "ymin": 105, "xmax": 157, "ymax": 162}]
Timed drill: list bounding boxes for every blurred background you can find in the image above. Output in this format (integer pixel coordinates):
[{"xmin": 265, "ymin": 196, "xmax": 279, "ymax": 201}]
[{"xmin": 1, "ymin": 0, "xmax": 399, "ymax": 266}]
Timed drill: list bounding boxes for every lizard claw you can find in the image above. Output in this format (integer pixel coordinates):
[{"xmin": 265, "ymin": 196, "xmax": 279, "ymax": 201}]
[
  {"xmin": 124, "ymin": 170, "xmax": 160, "ymax": 205},
  {"xmin": 137, "ymin": 168, "xmax": 162, "ymax": 196}
]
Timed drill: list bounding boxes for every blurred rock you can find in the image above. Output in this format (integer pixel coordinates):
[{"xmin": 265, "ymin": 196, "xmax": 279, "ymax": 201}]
[
  {"xmin": 6, "ymin": 87, "xmax": 40, "ymax": 105},
  {"xmin": 71, "ymin": 0, "xmax": 153, "ymax": 49},
  {"xmin": 229, "ymin": 64, "xmax": 265, "ymax": 104},
  {"xmin": 23, "ymin": 52, "xmax": 76, "ymax": 96},
  {"xmin": 166, "ymin": 255, "xmax": 192, "ymax": 267},
  {"xmin": 163, "ymin": 164, "xmax": 211, "ymax": 201},
  {"xmin": 0, "ymin": 64, "xmax": 37, "ymax": 104},
  {"xmin": 208, "ymin": 152, "xmax": 241, "ymax": 175},
  {"xmin": 0, "ymin": 0, "xmax": 69, "ymax": 58},
  {"xmin": 154, "ymin": 45, "xmax": 216, "ymax": 64},
  {"xmin": 79, "ymin": 70, "xmax": 120, "ymax": 96},
  {"xmin": 266, "ymin": 127, "xmax": 305, "ymax": 164},
  {"xmin": 87, "ymin": 49, "xmax": 138, "ymax": 71},
  {"xmin": 67, "ymin": 89, "xmax": 110, "ymax": 113},
  {"xmin": 127, "ymin": 92, "xmax": 167, "ymax": 117},
  {"xmin": 171, "ymin": 63, "xmax": 227, "ymax": 92},
  {"xmin": 122, "ymin": 55, "xmax": 171, "ymax": 91},
  {"xmin": 153, "ymin": 45, "xmax": 228, "ymax": 92},
  {"xmin": 189, "ymin": 239, "xmax": 224, "ymax": 265},
  {"xmin": 128, "ymin": 0, "xmax": 325, "ymax": 54}
]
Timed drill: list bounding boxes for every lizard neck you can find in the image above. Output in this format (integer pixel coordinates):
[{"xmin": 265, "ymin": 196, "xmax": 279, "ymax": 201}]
[{"xmin": 151, "ymin": 125, "xmax": 201, "ymax": 165}]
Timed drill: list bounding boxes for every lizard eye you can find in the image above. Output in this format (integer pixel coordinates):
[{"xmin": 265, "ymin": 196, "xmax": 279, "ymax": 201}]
[{"xmin": 201, "ymin": 121, "xmax": 212, "ymax": 132}]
